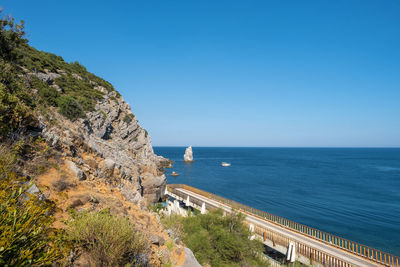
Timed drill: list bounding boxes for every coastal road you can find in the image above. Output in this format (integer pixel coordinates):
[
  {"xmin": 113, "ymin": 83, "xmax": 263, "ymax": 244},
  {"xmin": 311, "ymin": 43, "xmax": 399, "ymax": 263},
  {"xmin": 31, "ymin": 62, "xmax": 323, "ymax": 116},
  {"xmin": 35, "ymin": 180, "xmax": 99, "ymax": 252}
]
[{"xmin": 175, "ymin": 187, "xmax": 383, "ymax": 267}]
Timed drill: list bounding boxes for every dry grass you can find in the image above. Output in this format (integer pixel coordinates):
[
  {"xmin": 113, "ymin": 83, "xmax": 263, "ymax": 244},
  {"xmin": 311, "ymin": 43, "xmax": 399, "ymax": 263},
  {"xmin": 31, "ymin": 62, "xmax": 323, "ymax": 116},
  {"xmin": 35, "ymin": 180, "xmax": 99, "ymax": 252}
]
[{"xmin": 64, "ymin": 209, "xmax": 148, "ymax": 266}]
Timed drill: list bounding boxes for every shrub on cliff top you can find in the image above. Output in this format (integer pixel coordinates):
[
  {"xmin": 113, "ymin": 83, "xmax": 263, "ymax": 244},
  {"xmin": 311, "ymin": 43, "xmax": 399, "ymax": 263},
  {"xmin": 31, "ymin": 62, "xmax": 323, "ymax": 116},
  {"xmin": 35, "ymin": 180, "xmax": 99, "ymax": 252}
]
[{"xmin": 64, "ymin": 209, "xmax": 148, "ymax": 266}]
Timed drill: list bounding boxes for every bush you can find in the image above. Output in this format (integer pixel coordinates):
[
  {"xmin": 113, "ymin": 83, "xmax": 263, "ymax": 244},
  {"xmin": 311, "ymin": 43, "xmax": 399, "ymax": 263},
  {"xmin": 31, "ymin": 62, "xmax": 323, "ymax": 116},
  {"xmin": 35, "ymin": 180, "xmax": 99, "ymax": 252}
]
[
  {"xmin": 0, "ymin": 146, "xmax": 63, "ymax": 266},
  {"xmin": 163, "ymin": 209, "xmax": 267, "ymax": 267},
  {"xmin": 39, "ymin": 86, "xmax": 59, "ymax": 106},
  {"xmin": 123, "ymin": 113, "xmax": 135, "ymax": 124},
  {"xmin": 0, "ymin": 13, "xmax": 26, "ymax": 62},
  {"xmin": 64, "ymin": 209, "xmax": 148, "ymax": 266},
  {"xmin": 57, "ymin": 95, "xmax": 85, "ymax": 120},
  {"xmin": 29, "ymin": 76, "xmax": 60, "ymax": 107},
  {"xmin": 149, "ymin": 202, "xmax": 164, "ymax": 214},
  {"xmin": 55, "ymin": 75, "xmax": 104, "ymax": 112},
  {"xmin": 0, "ymin": 82, "xmax": 34, "ymax": 138}
]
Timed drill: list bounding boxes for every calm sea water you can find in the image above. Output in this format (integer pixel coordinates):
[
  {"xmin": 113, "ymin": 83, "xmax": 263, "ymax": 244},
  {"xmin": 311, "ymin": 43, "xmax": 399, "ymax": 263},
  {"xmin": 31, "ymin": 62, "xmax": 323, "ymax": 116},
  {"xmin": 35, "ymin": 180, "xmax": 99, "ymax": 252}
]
[{"xmin": 154, "ymin": 147, "xmax": 400, "ymax": 255}]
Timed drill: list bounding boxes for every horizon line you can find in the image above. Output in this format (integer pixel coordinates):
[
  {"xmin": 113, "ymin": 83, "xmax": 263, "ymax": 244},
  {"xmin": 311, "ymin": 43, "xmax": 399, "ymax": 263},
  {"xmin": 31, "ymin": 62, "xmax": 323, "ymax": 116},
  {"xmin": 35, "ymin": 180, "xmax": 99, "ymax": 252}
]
[{"xmin": 153, "ymin": 145, "xmax": 400, "ymax": 148}]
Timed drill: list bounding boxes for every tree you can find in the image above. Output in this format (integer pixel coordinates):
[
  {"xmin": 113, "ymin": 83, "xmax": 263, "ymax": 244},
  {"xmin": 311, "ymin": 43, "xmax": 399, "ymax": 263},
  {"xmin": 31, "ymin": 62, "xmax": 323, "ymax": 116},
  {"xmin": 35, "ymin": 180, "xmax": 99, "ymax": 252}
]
[{"xmin": 0, "ymin": 11, "xmax": 26, "ymax": 62}]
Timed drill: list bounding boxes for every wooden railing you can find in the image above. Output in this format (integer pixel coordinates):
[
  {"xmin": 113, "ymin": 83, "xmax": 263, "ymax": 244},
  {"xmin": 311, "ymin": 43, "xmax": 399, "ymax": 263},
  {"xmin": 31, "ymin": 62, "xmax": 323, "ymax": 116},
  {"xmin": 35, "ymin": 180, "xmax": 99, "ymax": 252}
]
[
  {"xmin": 167, "ymin": 184, "xmax": 399, "ymax": 267},
  {"xmin": 254, "ymin": 225, "xmax": 353, "ymax": 267}
]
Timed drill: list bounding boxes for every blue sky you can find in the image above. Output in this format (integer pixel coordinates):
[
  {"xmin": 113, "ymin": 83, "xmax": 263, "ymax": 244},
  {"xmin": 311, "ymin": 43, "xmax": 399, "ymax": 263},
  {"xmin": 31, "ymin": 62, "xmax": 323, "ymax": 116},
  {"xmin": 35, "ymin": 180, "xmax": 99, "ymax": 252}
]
[{"xmin": 2, "ymin": 1, "xmax": 400, "ymax": 147}]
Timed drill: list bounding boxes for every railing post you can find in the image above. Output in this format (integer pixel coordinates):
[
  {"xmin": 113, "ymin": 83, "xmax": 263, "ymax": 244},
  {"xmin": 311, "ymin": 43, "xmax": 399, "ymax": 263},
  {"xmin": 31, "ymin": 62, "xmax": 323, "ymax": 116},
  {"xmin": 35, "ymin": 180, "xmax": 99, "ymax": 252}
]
[
  {"xmin": 310, "ymin": 250, "xmax": 313, "ymax": 265},
  {"xmin": 201, "ymin": 202, "xmax": 206, "ymax": 214}
]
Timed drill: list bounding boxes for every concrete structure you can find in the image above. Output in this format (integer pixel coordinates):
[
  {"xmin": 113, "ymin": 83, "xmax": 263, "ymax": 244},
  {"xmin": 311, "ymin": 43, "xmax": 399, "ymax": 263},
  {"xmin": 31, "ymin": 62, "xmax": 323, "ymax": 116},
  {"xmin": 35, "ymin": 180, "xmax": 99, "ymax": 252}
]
[{"xmin": 166, "ymin": 184, "xmax": 399, "ymax": 267}]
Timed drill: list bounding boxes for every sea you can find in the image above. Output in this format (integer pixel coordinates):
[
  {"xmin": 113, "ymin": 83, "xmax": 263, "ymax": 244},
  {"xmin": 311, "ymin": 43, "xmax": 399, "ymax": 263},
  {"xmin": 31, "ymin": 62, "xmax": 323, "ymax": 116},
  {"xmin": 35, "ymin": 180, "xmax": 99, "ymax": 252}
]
[{"xmin": 154, "ymin": 147, "xmax": 400, "ymax": 256}]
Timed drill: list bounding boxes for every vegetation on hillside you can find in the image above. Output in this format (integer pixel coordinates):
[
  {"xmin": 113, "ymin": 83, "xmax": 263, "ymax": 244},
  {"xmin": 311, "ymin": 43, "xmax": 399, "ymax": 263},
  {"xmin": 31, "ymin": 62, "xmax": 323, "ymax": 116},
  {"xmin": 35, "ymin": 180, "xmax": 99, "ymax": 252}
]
[
  {"xmin": 0, "ymin": 13, "xmax": 151, "ymax": 266},
  {"xmin": 0, "ymin": 11, "xmax": 120, "ymax": 138},
  {"xmin": 64, "ymin": 209, "xmax": 148, "ymax": 266},
  {"xmin": 0, "ymin": 141, "xmax": 151, "ymax": 266},
  {"xmin": 0, "ymin": 146, "xmax": 63, "ymax": 266},
  {"xmin": 162, "ymin": 209, "xmax": 267, "ymax": 267},
  {"xmin": 0, "ymin": 15, "xmax": 36, "ymax": 138}
]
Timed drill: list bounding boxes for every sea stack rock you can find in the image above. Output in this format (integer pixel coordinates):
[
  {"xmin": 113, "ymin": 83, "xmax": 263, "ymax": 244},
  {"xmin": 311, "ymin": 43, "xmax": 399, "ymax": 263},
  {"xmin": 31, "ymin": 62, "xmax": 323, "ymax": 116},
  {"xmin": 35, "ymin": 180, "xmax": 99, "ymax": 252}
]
[{"xmin": 184, "ymin": 146, "xmax": 194, "ymax": 162}]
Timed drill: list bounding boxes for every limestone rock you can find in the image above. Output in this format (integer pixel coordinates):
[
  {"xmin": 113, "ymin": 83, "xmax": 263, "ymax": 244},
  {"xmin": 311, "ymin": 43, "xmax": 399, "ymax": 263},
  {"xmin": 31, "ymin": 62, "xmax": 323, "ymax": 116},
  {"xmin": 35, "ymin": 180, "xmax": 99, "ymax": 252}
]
[
  {"xmin": 178, "ymin": 247, "xmax": 202, "ymax": 267},
  {"xmin": 72, "ymin": 73, "xmax": 83, "ymax": 80},
  {"xmin": 27, "ymin": 183, "xmax": 40, "ymax": 195},
  {"xmin": 160, "ymin": 248, "xmax": 170, "ymax": 265},
  {"xmin": 140, "ymin": 173, "xmax": 166, "ymax": 203},
  {"xmin": 26, "ymin": 183, "xmax": 45, "ymax": 201},
  {"xmin": 35, "ymin": 72, "xmax": 61, "ymax": 85},
  {"xmin": 184, "ymin": 146, "xmax": 194, "ymax": 162},
  {"xmin": 120, "ymin": 183, "xmax": 142, "ymax": 204},
  {"xmin": 66, "ymin": 160, "xmax": 86, "ymax": 181},
  {"xmin": 104, "ymin": 158, "xmax": 116, "ymax": 170},
  {"xmin": 150, "ymin": 235, "xmax": 165, "ymax": 246}
]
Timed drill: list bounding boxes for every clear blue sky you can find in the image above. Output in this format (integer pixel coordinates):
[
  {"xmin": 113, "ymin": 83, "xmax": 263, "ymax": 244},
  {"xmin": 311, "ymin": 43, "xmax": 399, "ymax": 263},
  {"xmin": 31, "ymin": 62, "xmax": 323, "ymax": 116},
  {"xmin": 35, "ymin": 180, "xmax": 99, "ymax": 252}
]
[{"xmin": 2, "ymin": 1, "xmax": 400, "ymax": 147}]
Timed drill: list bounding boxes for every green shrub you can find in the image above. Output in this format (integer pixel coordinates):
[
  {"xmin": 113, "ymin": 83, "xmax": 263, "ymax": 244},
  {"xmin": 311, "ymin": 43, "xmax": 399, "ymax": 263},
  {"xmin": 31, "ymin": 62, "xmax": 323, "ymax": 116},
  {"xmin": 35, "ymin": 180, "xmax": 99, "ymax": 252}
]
[
  {"xmin": 28, "ymin": 76, "xmax": 60, "ymax": 107},
  {"xmin": 123, "ymin": 113, "xmax": 135, "ymax": 124},
  {"xmin": 16, "ymin": 44, "xmax": 115, "ymax": 92},
  {"xmin": 39, "ymin": 86, "xmax": 59, "ymax": 106},
  {"xmin": 0, "ymin": 13, "xmax": 26, "ymax": 62},
  {"xmin": 57, "ymin": 95, "xmax": 85, "ymax": 120},
  {"xmin": 0, "ymin": 82, "xmax": 34, "ymax": 138},
  {"xmin": 149, "ymin": 202, "xmax": 164, "ymax": 214},
  {"xmin": 161, "ymin": 214, "xmax": 184, "ymax": 240},
  {"xmin": 163, "ymin": 209, "xmax": 267, "ymax": 267},
  {"xmin": 54, "ymin": 75, "xmax": 103, "ymax": 112},
  {"xmin": 0, "ymin": 146, "xmax": 63, "ymax": 266},
  {"xmin": 100, "ymin": 110, "xmax": 107, "ymax": 119},
  {"xmin": 64, "ymin": 209, "xmax": 147, "ymax": 266},
  {"xmin": 76, "ymin": 95, "xmax": 95, "ymax": 112}
]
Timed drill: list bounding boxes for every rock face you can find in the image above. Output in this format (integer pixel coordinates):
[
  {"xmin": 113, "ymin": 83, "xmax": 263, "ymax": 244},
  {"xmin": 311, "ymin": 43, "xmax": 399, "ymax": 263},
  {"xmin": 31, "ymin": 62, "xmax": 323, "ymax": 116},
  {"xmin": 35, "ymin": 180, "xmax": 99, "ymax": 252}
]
[
  {"xmin": 178, "ymin": 247, "xmax": 202, "ymax": 267},
  {"xmin": 183, "ymin": 146, "xmax": 194, "ymax": 162},
  {"xmin": 35, "ymin": 71, "xmax": 170, "ymax": 204},
  {"xmin": 66, "ymin": 160, "xmax": 86, "ymax": 181}
]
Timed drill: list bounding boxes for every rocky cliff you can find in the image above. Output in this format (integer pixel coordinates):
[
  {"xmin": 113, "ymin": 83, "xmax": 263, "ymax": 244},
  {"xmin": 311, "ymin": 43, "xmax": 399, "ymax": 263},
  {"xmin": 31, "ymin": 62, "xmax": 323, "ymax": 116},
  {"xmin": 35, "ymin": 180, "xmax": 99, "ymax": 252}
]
[
  {"xmin": 33, "ymin": 70, "xmax": 169, "ymax": 204},
  {"xmin": 1, "ymin": 16, "xmax": 169, "ymax": 205},
  {"xmin": 0, "ymin": 15, "xmax": 193, "ymax": 266}
]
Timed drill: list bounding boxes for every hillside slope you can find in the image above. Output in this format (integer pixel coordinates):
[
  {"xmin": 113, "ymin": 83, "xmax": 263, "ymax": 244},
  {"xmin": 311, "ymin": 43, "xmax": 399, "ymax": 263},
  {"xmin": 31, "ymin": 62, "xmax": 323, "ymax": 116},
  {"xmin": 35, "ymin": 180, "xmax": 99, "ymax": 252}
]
[{"xmin": 1, "ymin": 19, "xmax": 169, "ymax": 205}]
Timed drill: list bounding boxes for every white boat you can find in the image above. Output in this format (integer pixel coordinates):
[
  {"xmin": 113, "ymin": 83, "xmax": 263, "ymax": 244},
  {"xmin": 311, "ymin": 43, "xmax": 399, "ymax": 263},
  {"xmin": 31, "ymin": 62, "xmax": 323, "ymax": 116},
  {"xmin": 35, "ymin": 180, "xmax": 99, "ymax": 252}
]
[{"xmin": 221, "ymin": 162, "xmax": 231, "ymax": 167}]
